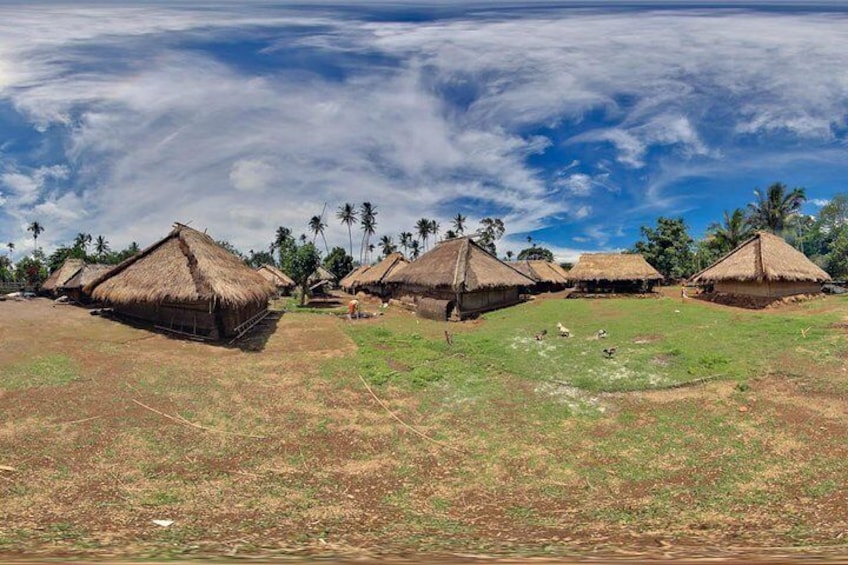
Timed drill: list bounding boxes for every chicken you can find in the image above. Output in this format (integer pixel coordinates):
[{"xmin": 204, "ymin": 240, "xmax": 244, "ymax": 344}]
[
  {"xmin": 535, "ymin": 329, "xmax": 548, "ymax": 341},
  {"xmin": 603, "ymin": 347, "xmax": 617, "ymax": 359},
  {"xmin": 556, "ymin": 323, "xmax": 571, "ymax": 338},
  {"xmin": 597, "ymin": 329, "xmax": 608, "ymax": 339}
]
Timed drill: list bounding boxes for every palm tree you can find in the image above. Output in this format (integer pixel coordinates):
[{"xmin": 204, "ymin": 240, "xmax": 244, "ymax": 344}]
[
  {"xmin": 429, "ymin": 219, "xmax": 440, "ymax": 244},
  {"xmin": 748, "ymin": 182, "xmax": 806, "ymax": 234},
  {"xmin": 94, "ymin": 235, "xmax": 110, "ymax": 260},
  {"xmin": 337, "ymin": 203, "xmax": 358, "ymax": 260},
  {"xmin": 359, "ymin": 202, "xmax": 377, "ymax": 264},
  {"xmin": 27, "ymin": 221, "xmax": 44, "ymax": 254},
  {"xmin": 444, "ymin": 229, "xmax": 457, "ymax": 240},
  {"xmin": 6, "ymin": 242, "xmax": 14, "ymax": 256},
  {"xmin": 416, "ymin": 218, "xmax": 431, "ymax": 251},
  {"xmin": 399, "ymin": 231, "xmax": 412, "ymax": 257},
  {"xmin": 299, "ymin": 233, "xmax": 308, "ymax": 244},
  {"xmin": 368, "ymin": 243, "xmax": 375, "ymax": 262},
  {"xmin": 706, "ymin": 209, "xmax": 754, "ymax": 255},
  {"xmin": 379, "ymin": 235, "xmax": 396, "ymax": 257},
  {"xmin": 452, "ymin": 213, "xmax": 466, "ymax": 235},
  {"xmin": 409, "ymin": 240, "xmax": 421, "ymax": 259},
  {"xmin": 505, "ymin": 250, "xmax": 514, "ymax": 260},
  {"xmin": 73, "ymin": 232, "xmax": 92, "ymax": 253},
  {"xmin": 308, "ymin": 215, "xmax": 328, "ymax": 254}
]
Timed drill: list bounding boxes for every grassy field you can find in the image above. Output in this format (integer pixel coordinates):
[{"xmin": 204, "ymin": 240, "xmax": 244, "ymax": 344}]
[{"xmin": 2, "ymin": 293, "xmax": 848, "ymax": 559}]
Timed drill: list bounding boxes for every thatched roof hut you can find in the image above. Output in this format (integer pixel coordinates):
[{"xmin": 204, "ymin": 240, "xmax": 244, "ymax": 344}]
[
  {"xmin": 340, "ymin": 264, "xmax": 371, "ymax": 292},
  {"xmin": 356, "ymin": 252, "xmax": 408, "ymax": 296},
  {"xmin": 691, "ymin": 231, "xmax": 829, "ymax": 301},
  {"xmin": 41, "ymin": 258, "xmax": 85, "ymax": 294},
  {"xmin": 59, "ymin": 263, "xmax": 113, "ymax": 303},
  {"xmin": 568, "ymin": 253, "xmax": 662, "ymax": 293},
  {"xmin": 256, "ymin": 264, "xmax": 295, "ymax": 294},
  {"xmin": 86, "ymin": 223, "xmax": 275, "ymax": 339},
  {"xmin": 508, "ymin": 260, "xmax": 570, "ymax": 291},
  {"xmin": 386, "ymin": 237, "xmax": 533, "ymax": 320}
]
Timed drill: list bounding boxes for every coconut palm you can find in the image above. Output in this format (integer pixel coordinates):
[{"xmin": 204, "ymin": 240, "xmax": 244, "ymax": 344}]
[
  {"xmin": 409, "ymin": 239, "xmax": 421, "ymax": 259},
  {"xmin": 748, "ymin": 182, "xmax": 806, "ymax": 234},
  {"xmin": 399, "ymin": 231, "xmax": 412, "ymax": 257},
  {"xmin": 308, "ymin": 215, "xmax": 329, "ymax": 254},
  {"xmin": 452, "ymin": 213, "xmax": 466, "ymax": 235},
  {"xmin": 429, "ymin": 219, "xmax": 440, "ymax": 244},
  {"xmin": 416, "ymin": 218, "xmax": 431, "ymax": 251},
  {"xmin": 359, "ymin": 202, "xmax": 377, "ymax": 263},
  {"xmin": 94, "ymin": 235, "xmax": 110, "ymax": 260},
  {"xmin": 706, "ymin": 208, "xmax": 754, "ymax": 255},
  {"xmin": 73, "ymin": 232, "xmax": 92, "ymax": 253},
  {"xmin": 27, "ymin": 221, "xmax": 44, "ymax": 254},
  {"xmin": 6, "ymin": 242, "xmax": 14, "ymax": 256},
  {"xmin": 337, "ymin": 203, "xmax": 358, "ymax": 259},
  {"xmin": 379, "ymin": 235, "xmax": 396, "ymax": 258}
]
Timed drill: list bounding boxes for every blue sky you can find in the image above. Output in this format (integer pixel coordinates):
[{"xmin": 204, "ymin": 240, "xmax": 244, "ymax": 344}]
[{"xmin": 1, "ymin": 1, "xmax": 848, "ymax": 262}]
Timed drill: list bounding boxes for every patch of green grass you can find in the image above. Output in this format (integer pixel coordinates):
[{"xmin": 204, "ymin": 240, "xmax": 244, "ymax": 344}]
[{"xmin": 1, "ymin": 354, "xmax": 80, "ymax": 390}]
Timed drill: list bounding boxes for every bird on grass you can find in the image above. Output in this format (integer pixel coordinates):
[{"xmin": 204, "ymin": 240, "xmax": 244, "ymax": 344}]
[
  {"xmin": 603, "ymin": 347, "xmax": 617, "ymax": 359},
  {"xmin": 535, "ymin": 329, "xmax": 548, "ymax": 341},
  {"xmin": 597, "ymin": 329, "xmax": 608, "ymax": 339},
  {"xmin": 556, "ymin": 323, "xmax": 570, "ymax": 338}
]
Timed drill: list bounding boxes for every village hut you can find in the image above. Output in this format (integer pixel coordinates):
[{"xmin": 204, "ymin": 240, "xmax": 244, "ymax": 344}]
[
  {"xmin": 508, "ymin": 260, "xmax": 570, "ymax": 292},
  {"xmin": 385, "ymin": 237, "xmax": 534, "ymax": 320},
  {"xmin": 58, "ymin": 264, "xmax": 113, "ymax": 304},
  {"xmin": 40, "ymin": 258, "xmax": 85, "ymax": 295},
  {"xmin": 340, "ymin": 264, "xmax": 371, "ymax": 294},
  {"xmin": 85, "ymin": 223, "xmax": 275, "ymax": 340},
  {"xmin": 690, "ymin": 231, "xmax": 830, "ymax": 302},
  {"xmin": 308, "ymin": 265, "xmax": 336, "ymax": 292},
  {"xmin": 568, "ymin": 253, "xmax": 663, "ymax": 293},
  {"xmin": 256, "ymin": 264, "xmax": 295, "ymax": 296},
  {"xmin": 355, "ymin": 252, "xmax": 409, "ymax": 297}
]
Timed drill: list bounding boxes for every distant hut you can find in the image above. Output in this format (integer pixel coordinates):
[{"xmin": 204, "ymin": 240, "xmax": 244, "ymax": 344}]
[
  {"xmin": 256, "ymin": 264, "xmax": 295, "ymax": 296},
  {"xmin": 59, "ymin": 264, "xmax": 113, "ymax": 304},
  {"xmin": 386, "ymin": 237, "xmax": 533, "ymax": 320},
  {"xmin": 85, "ymin": 223, "xmax": 275, "ymax": 340},
  {"xmin": 568, "ymin": 253, "xmax": 663, "ymax": 294},
  {"xmin": 690, "ymin": 231, "xmax": 830, "ymax": 302},
  {"xmin": 356, "ymin": 252, "xmax": 409, "ymax": 297},
  {"xmin": 41, "ymin": 258, "xmax": 85, "ymax": 296},
  {"xmin": 308, "ymin": 265, "xmax": 336, "ymax": 293},
  {"xmin": 508, "ymin": 260, "xmax": 570, "ymax": 293},
  {"xmin": 340, "ymin": 265, "xmax": 371, "ymax": 294}
]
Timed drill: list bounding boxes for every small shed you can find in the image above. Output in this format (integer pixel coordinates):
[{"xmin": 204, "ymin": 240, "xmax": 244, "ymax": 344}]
[
  {"xmin": 85, "ymin": 223, "xmax": 275, "ymax": 340},
  {"xmin": 690, "ymin": 231, "xmax": 830, "ymax": 301},
  {"xmin": 385, "ymin": 237, "xmax": 533, "ymax": 320},
  {"xmin": 568, "ymin": 253, "xmax": 663, "ymax": 293},
  {"xmin": 256, "ymin": 264, "xmax": 295, "ymax": 296},
  {"xmin": 508, "ymin": 260, "xmax": 570, "ymax": 292},
  {"xmin": 41, "ymin": 258, "xmax": 85, "ymax": 296}
]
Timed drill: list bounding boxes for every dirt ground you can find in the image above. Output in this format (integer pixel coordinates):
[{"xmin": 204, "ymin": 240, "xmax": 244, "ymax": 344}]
[{"xmin": 2, "ymin": 297, "xmax": 848, "ymax": 562}]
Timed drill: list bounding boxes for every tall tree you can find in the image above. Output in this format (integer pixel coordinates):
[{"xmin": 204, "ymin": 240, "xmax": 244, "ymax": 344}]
[
  {"xmin": 27, "ymin": 221, "xmax": 44, "ymax": 254},
  {"xmin": 705, "ymin": 208, "xmax": 754, "ymax": 256},
  {"xmin": 478, "ymin": 217, "xmax": 506, "ymax": 255},
  {"xmin": 308, "ymin": 215, "xmax": 329, "ymax": 254},
  {"xmin": 73, "ymin": 232, "xmax": 92, "ymax": 254},
  {"xmin": 399, "ymin": 231, "xmax": 412, "ymax": 257},
  {"xmin": 273, "ymin": 226, "xmax": 292, "ymax": 253},
  {"xmin": 415, "ymin": 218, "xmax": 431, "ymax": 251},
  {"xmin": 359, "ymin": 202, "xmax": 377, "ymax": 264},
  {"xmin": 632, "ymin": 217, "xmax": 695, "ymax": 279},
  {"xmin": 429, "ymin": 219, "xmax": 440, "ymax": 244},
  {"xmin": 288, "ymin": 243, "xmax": 321, "ymax": 306},
  {"xmin": 6, "ymin": 242, "xmax": 14, "ymax": 256},
  {"xmin": 378, "ymin": 235, "xmax": 396, "ymax": 258},
  {"xmin": 517, "ymin": 245, "xmax": 554, "ymax": 261},
  {"xmin": 409, "ymin": 239, "xmax": 421, "ymax": 259},
  {"xmin": 452, "ymin": 213, "xmax": 466, "ymax": 235},
  {"xmin": 94, "ymin": 235, "xmax": 110, "ymax": 261},
  {"xmin": 323, "ymin": 247, "xmax": 354, "ymax": 284},
  {"xmin": 337, "ymin": 203, "xmax": 358, "ymax": 260},
  {"xmin": 748, "ymin": 182, "xmax": 806, "ymax": 234}
]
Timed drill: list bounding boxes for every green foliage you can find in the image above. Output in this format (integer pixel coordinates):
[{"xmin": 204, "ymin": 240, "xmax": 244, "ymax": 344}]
[
  {"xmin": 287, "ymin": 242, "xmax": 321, "ymax": 305},
  {"xmin": 517, "ymin": 246, "xmax": 554, "ymax": 261},
  {"xmin": 323, "ymin": 246, "xmax": 354, "ymax": 283},
  {"xmin": 14, "ymin": 255, "xmax": 47, "ymax": 286},
  {"xmin": 747, "ymin": 182, "xmax": 806, "ymax": 233},
  {"xmin": 216, "ymin": 239, "xmax": 245, "ymax": 259},
  {"xmin": 246, "ymin": 249, "xmax": 275, "ymax": 268},
  {"xmin": 705, "ymin": 208, "xmax": 754, "ymax": 257},
  {"xmin": 633, "ymin": 216, "xmax": 695, "ymax": 279},
  {"xmin": 478, "ymin": 217, "xmax": 505, "ymax": 255}
]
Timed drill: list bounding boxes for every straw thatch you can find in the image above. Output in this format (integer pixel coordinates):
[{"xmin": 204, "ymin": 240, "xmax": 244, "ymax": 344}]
[
  {"xmin": 386, "ymin": 237, "xmax": 533, "ymax": 291},
  {"xmin": 86, "ymin": 223, "xmax": 275, "ymax": 306},
  {"xmin": 309, "ymin": 265, "xmax": 335, "ymax": 285},
  {"xmin": 41, "ymin": 258, "xmax": 85, "ymax": 292},
  {"xmin": 256, "ymin": 264, "xmax": 295, "ymax": 289},
  {"xmin": 691, "ymin": 231, "xmax": 830, "ymax": 283},
  {"xmin": 357, "ymin": 252, "xmax": 409, "ymax": 286},
  {"xmin": 60, "ymin": 264, "xmax": 113, "ymax": 291},
  {"xmin": 508, "ymin": 260, "xmax": 570, "ymax": 285},
  {"xmin": 568, "ymin": 253, "xmax": 663, "ymax": 282},
  {"xmin": 340, "ymin": 264, "xmax": 371, "ymax": 291}
]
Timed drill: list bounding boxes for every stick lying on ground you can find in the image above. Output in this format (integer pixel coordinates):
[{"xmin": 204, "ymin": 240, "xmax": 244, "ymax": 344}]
[{"xmin": 131, "ymin": 399, "xmax": 267, "ymax": 439}]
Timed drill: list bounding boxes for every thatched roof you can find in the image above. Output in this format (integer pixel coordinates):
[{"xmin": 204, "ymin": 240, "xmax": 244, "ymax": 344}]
[
  {"xmin": 256, "ymin": 264, "xmax": 295, "ymax": 289},
  {"xmin": 309, "ymin": 265, "xmax": 335, "ymax": 283},
  {"xmin": 59, "ymin": 264, "xmax": 113, "ymax": 290},
  {"xmin": 357, "ymin": 252, "xmax": 408, "ymax": 286},
  {"xmin": 340, "ymin": 265, "xmax": 371, "ymax": 290},
  {"xmin": 691, "ymin": 231, "xmax": 830, "ymax": 283},
  {"xmin": 386, "ymin": 237, "xmax": 533, "ymax": 291},
  {"xmin": 86, "ymin": 223, "xmax": 275, "ymax": 306},
  {"xmin": 508, "ymin": 260, "xmax": 570, "ymax": 284},
  {"xmin": 568, "ymin": 253, "xmax": 663, "ymax": 282},
  {"xmin": 41, "ymin": 258, "xmax": 85, "ymax": 291}
]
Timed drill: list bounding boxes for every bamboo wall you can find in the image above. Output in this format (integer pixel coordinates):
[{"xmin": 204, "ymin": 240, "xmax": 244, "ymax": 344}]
[{"xmin": 714, "ymin": 280, "xmax": 822, "ymax": 298}]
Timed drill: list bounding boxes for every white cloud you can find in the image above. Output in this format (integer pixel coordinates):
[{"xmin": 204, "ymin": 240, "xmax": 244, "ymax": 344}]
[{"xmin": 229, "ymin": 159, "xmax": 277, "ymax": 192}]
